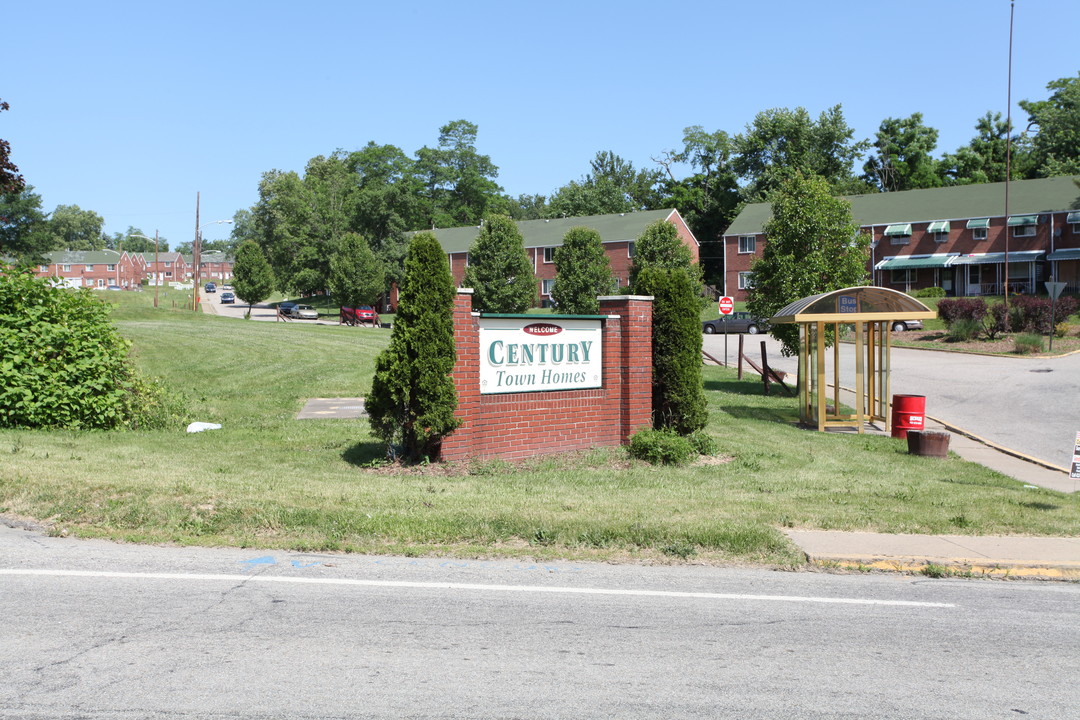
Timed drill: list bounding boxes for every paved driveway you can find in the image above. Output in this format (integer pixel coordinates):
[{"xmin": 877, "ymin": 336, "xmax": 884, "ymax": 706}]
[{"xmin": 703, "ymin": 333, "xmax": 1079, "ymax": 470}]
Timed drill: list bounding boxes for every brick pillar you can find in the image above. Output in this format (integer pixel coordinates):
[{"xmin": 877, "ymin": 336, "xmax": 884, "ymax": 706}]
[
  {"xmin": 441, "ymin": 289, "xmax": 479, "ymax": 461},
  {"xmin": 599, "ymin": 295, "xmax": 653, "ymax": 442}
]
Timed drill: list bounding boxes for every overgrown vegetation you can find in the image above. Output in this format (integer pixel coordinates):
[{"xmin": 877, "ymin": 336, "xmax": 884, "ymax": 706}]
[{"xmin": 0, "ymin": 263, "xmax": 186, "ymax": 429}]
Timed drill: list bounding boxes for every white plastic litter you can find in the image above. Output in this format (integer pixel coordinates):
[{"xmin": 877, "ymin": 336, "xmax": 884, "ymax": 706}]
[{"xmin": 186, "ymin": 422, "xmax": 222, "ymax": 433}]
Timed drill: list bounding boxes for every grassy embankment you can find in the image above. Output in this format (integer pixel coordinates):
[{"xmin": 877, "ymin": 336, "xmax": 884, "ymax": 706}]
[{"xmin": 1, "ymin": 290, "xmax": 1077, "ymax": 566}]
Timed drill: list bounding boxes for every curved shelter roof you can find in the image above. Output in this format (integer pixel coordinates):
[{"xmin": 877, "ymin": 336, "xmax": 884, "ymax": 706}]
[{"xmin": 770, "ymin": 286, "xmax": 935, "ymax": 325}]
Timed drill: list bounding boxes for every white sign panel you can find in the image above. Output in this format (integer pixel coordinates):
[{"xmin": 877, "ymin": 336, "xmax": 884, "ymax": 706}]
[{"xmin": 479, "ymin": 316, "xmax": 603, "ymax": 394}]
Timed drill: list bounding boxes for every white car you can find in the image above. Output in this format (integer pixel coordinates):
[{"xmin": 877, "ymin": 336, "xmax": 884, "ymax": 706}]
[
  {"xmin": 291, "ymin": 304, "xmax": 319, "ymax": 320},
  {"xmin": 890, "ymin": 319, "xmax": 923, "ymax": 332}
]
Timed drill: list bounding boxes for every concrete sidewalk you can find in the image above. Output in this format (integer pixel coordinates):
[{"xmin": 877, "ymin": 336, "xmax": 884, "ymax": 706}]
[{"xmin": 787, "ymin": 529, "xmax": 1080, "ymax": 580}]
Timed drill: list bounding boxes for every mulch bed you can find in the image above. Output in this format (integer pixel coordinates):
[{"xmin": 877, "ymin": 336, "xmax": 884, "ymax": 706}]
[{"xmin": 892, "ymin": 330, "xmax": 1080, "ymax": 357}]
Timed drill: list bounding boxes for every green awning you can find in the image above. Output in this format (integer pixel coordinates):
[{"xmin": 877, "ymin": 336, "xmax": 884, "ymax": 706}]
[
  {"xmin": 875, "ymin": 255, "xmax": 956, "ymax": 270},
  {"xmin": 883, "ymin": 223, "xmax": 912, "ymax": 236},
  {"xmin": 927, "ymin": 221, "xmax": 951, "ymax": 233},
  {"xmin": 1047, "ymin": 248, "xmax": 1080, "ymax": 261},
  {"xmin": 1007, "ymin": 214, "xmax": 1038, "ymax": 227},
  {"xmin": 966, "ymin": 218, "xmax": 991, "ymax": 229},
  {"xmin": 951, "ymin": 250, "xmax": 1045, "ymax": 265},
  {"xmin": 1066, "ymin": 211, "xmax": 1080, "ymax": 224}
]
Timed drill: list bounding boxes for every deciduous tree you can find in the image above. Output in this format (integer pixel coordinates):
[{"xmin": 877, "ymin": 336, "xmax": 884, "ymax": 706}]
[
  {"xmin": 47, "ymin": 204, "xmax": 105, "ymax": 251},
  {"xmin": 862, "ymin": 113, "xmax": 942, "ymax": 192},
  {"xmin": 629, "ymin": 219, "xmax": 698, "ymax": 290},
  {"xmin": 732, "ymin": 105, "xmax": 870, "ymax": 201},
  {"xmin": 1019, "ymin": 72, "xmax": 1080, "ymax": 177},
  {"xmin": 231, "ymin": 240, "xmax": 276, "ymax": 315},
  {"xmin": 329, "ymin": 232, "xmax": 385, "ymax": 309},
  {"xmin": 0, "ymin": 99, "xmax": 24, "ymax": 196},
  {"xmin": 0, "ymin": 186, "xmax": 51, "ymax": 261},
  {"xmin": 746, "ymin": 172, "xmax": 870, "ymax": 357}
]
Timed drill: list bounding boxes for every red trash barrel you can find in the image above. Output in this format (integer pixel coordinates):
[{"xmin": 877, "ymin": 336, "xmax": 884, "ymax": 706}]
[{"xmin": 891, "ymin": 394, "xmax": 926, "ymax": 439}]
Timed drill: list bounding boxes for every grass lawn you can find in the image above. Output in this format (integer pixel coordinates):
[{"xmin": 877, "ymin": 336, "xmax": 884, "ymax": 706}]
[{"xmin": 1, "ymin": 294, "xmax": 1078, "ymax": 568}]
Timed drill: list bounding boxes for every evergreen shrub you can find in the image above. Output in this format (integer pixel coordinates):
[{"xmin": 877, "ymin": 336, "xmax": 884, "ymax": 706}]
[{"xmin": 913, "ymin": 287, "xmax": 946, "ymax": 298}]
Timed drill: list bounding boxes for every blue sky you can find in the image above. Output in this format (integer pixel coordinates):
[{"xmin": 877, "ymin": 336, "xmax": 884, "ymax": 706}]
[{"xmin": 5, "ymin": 0, "xmax": 1078, "ymax": 248}]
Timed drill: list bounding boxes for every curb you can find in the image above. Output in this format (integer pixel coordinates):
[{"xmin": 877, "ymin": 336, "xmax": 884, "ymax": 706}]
[
  {"xmin": 803, "ymin": 552, "xmax": 1080, "ymax": 580},
  {"xmin": 925, "ymin": 414, "xmax": 1072, "ymax": 475}
]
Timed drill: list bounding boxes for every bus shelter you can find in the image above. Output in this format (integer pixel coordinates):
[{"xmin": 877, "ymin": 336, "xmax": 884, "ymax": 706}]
[{"xmin": 769, "ymin": 287, "xmax": 935, "ymax": 433}]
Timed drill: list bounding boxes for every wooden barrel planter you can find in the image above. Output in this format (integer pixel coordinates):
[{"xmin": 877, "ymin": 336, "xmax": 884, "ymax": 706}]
[{"xmin": 907, "ymin": 430, "xmax": 950, "ymax": 458}]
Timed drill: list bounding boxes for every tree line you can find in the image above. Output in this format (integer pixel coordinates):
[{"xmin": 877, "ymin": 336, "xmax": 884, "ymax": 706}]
[{"xmin": 3, "ymin": 71, "xmax": 1078, "ymax": 290}]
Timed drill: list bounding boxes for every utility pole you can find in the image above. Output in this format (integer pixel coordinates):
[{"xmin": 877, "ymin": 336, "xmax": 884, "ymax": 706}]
[
  {"xmin": 193, "ymin": 192, "xmax": 201, "ymax": 312},
  {"xmin": 153, "ymin": 230, "xmax": 160, "ymax": 308}
]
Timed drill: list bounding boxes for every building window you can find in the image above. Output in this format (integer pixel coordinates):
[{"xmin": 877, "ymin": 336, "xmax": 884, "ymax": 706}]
[
  {"xmin": 107, "ymin": 264, "xmax": 116, "ymax": 271},
  {"xmin": 1013, "ymin": 224, "xmax": 1035, "ymax": 238},
  {"xmin": 39, "ymin": 265, "xmax": 47, "ymax": 273},
  {"xmin": 165, "ymin": 272, "xmax": 173, "ymax": 277},
  {"xmin": 62, "ymin": 265, "xmax": 72, "ymax": 272},
  {"xmin": 1072, "ymin": 223, "xmax": 1080, "ymax": 234},
  {"xmin": 737, "ymin": 272, "xmax": 754, "ymax": 290},
  {"xmin": 85, "ymin": 265, "xmax": 94, "ymax": 271},
  {"xmin": 542, "ymin": 279, "xmax": 555, "ymax": 296},
  {"xmin": 973, "ymin": 227, "xmax": 988, "ymax": 241},
  {"xmin": 889, "ymin": 234, "xmax": 910, "ymax": 246},
  {"xmin": 164, "ymin": 261, "xmax": 171, "ymax": 267},
  {"xmin": 627, "ymin": 242, "xmax": 635, "ymax": 258},
  {"xmin": 97, "ymin": 278, "xmax": 105, "ymax": 287},
  {"xmin": 933, "ymin": 232, "xmax": 948, "ymax": 243},
  {"xmin": 542, "ymin": 247, "xmax": 555, "ymax": 263},
  {"xmin": 738, "ymin": 236, "xmax": 756, "ymax": 254},
  {"xmin": 890, "ymin": 269, "xmax": 916, "ymax": 284}
]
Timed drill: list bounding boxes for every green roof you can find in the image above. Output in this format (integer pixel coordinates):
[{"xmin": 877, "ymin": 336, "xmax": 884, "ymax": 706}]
[
  {"xmin": 966, "ymin": 217, "xmax": 990, "ymax": 229},
  {"xmin": 883, "ymin": 223, "xmax": 912, "ymax": 236},
  {"xmin": 1067, "ymin": 211, "xmax": 1080, "ymax": 224},
  {"xmin": 411, "ymin": 209, "xmax": 687, "ymax": 254},
  {"xmin": 927, "ymin": 220, "xmax": 950, "ymax": 233},
  {"xmin": 950, "ymin": 250, "xmax": 1044, "ymax": 265},
  {"xmin": 725, "ymin": 175, "xmax": 1080, "ymax": 235},
  {"xmin": 43, "ymin": 249, "xmax": 125, "ymax": 265}
]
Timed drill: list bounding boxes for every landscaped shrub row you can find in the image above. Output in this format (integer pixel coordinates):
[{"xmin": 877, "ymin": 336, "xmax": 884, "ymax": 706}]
[{"xmin": 938, "ymin": 295, "xmax": 1078, "ymax": 338}]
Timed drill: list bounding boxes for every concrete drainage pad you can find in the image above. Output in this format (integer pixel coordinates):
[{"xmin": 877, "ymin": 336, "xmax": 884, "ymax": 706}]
[{"xmin": 297, "ymin": 398, "xmax": 367, "ymax": 419}]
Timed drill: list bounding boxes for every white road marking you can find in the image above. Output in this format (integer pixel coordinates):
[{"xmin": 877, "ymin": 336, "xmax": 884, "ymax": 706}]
[{"xmin": 0, "ymin": 569, "xmax": 955, "ymax": 607}]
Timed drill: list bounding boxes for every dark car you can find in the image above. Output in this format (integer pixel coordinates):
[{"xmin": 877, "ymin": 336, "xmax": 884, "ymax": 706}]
[
  {"xmin": 204, "ymin": 282, "xmax": 216, "ymax": 293},
  {"xmin": 220, "ymin": 291, "xmax": 235, "ymax": 304},
  {"xmin": 277, "ymin": 301, "xmax": 297, "ymax": 317},
  {"xmin": 702, "ymin": 312, "xmax": 769, "ymax": 335}
]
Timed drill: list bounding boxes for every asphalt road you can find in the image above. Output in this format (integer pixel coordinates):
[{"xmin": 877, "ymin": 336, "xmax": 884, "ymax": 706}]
[
  {"xmin": 703, "ymin": 332, "xmax": 1079, "ymax": 470},
  {"xmin": 3, "ymin": 524, "xmax": 1079, "ymax": 719}
]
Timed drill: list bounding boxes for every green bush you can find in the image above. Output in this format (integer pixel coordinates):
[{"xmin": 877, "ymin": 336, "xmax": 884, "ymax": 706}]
[
  {"xmin": 1013, "ymin": 333, "xmax": 1044, "ymax": 355},
  {"xmin": 913, "ymin": 287, "xmax": 946, "ymax": 298},
  {"xmin": 687, "ymin": 430, "xmax": 717, "ymax": 456},
  {"xmin": 946, "ymin": 318, "xmax": 981, "ymax": 342},
  {"xmin": 628, "ymin": 429, "xmax": 696, "ymax": 465},
  {"xmin": 0, "ymin": 263, "xmax": 186, "ymax": 429}
]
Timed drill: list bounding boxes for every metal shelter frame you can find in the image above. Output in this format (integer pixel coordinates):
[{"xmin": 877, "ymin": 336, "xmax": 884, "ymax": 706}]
[{"xmin": 769, "ymin": 287, "xmax": 936, "ymax": 433}]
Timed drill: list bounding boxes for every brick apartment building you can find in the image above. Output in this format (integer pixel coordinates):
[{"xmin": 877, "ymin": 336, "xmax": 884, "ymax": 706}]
[
  {"xmin": 34, "ymin": 249, "xmax": 143, "ymax": 289},
  {"xmin": 722, "ymin": 175, "xmax": 1080, "ymax": 301}
]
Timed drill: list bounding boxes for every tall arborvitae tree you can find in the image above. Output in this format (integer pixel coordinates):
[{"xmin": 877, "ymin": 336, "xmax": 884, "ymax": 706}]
[
  {"xmin": 634, "ymin": 267, "xmax": 707, "ymax": 434},
  {"xmin": 551, "ymin": 227, "xmax": 613, "ymax": 315},
  {"xmin": 232, "ymin": 240, "xmax": 276, "ymax": 316},
  {"xmin": 629, "ymin": 219, "xmax": 700, "ymax": 290},
  {"xmin": 365, "ymin": 232, "xmax": 460, "ymax": 462},
  {"xmin": 462, "ymin": 214, "xmax": 536, "ymax": 313}
]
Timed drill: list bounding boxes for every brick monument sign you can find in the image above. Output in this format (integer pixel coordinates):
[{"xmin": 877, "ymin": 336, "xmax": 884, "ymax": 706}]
[{"xmin": 440, "ymin": 289, "xmax": 653, "ymax": 461}]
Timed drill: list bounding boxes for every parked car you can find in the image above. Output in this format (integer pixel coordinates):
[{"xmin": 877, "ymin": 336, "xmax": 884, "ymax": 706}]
[
  {"xmin": 220, "ymin": 291, "xmax": 235, "ymax": 304},
  {"xmin": 702, "ymin": 312, "xmax": 769, "ymax": 335},
  {"xmin": 276, "ymin": 301, "xmax": 297, "ymax": 317},
  {"xmin": 291, "ymin": 304, "xmax": 319, "ymax": 320},
  {"xmin": 890, "ymin": 319, "xmax": 923, "ymax": 332},
  {"xmin": 340, "ymin": 305, "xmax": 379, "ymax": 326},
  {"xmin": 204, "ymin": 282, "xmax": 216, "ymax": 293}
]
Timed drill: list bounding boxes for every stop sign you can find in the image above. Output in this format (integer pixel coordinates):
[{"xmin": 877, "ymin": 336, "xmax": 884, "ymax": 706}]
[{"xmin": 718, "ymin": 296, "xmax": 734, "ymax": 315}]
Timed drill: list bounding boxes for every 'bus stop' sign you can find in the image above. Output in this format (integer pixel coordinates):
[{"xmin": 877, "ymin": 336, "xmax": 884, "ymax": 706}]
[{"xmin": 839, "ymin": 295, "xmax": 858, "ymax": 313}]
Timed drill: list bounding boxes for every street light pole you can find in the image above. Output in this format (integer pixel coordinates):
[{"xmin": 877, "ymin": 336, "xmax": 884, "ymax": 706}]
[{"xmin": 194, "ymin": 219, "xmax": 234, "ymax": 312}]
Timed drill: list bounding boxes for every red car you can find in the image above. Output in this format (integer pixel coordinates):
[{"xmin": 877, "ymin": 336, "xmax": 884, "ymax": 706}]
[{"xmin": 340, "ymin": 305, "xmax": 379, "ymax": 326}]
